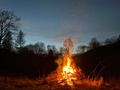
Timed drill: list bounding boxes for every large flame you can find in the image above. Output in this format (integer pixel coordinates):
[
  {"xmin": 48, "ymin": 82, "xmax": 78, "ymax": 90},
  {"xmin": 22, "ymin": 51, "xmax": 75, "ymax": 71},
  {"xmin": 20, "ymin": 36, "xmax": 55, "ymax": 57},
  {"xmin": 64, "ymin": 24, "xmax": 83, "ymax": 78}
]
[
  {"xmin": 56, "ymin": 38, "xmax": 81, "ymax": 86},
  {"xmin": 58, "ymin": 54, "xmax": 77, "ymax": 86}
]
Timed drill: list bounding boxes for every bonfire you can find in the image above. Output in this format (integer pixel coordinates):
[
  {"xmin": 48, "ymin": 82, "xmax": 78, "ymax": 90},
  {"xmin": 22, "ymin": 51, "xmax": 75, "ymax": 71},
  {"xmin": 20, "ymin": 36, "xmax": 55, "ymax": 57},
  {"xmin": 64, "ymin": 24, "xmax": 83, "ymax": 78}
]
[
  {"xmin": 46, "ymin": 37, "xmax": 103, "ymax": 87},
  {"xmin": 56, "ymin": 54, "xmax": 84, "ymax": 86}
]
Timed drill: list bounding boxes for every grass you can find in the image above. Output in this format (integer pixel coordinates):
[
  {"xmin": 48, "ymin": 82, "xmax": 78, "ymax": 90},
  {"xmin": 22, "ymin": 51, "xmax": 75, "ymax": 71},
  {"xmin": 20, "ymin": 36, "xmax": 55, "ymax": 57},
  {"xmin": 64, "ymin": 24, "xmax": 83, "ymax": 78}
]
[{"xmin": 0, "ymin": 76, "xmax": 120, "ymax": 90}]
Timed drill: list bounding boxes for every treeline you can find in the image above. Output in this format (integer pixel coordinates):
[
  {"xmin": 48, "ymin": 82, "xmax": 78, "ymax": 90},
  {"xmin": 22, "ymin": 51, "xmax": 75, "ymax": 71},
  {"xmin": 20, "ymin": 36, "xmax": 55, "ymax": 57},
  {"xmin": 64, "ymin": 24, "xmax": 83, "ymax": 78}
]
[{"xmin": 76, "ymin": 36, "xmax": 120, "ymax": 54}]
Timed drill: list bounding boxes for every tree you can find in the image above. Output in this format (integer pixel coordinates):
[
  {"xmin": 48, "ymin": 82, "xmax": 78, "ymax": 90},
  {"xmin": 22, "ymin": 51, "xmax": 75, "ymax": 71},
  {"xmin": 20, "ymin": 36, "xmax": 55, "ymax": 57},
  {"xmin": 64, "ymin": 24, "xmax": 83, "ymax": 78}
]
[
  {"xmin": 25, "ymin": 44, "xmax": 34, "ymax": 53},
  {"xmin": 2, "ymin": 31, "xmax": 13, "ymax": 50},
  {"xmin": 89, "ymin": 38, "xmax": 101, "ymax": 49},
  {"xmin": 104, "ymin": 38, "xmax": 112, "ymax": 45},
  {"xmin": 33, "ymin": 42, "xmax": 46, "ymax": 55},
  {"xmin": 0, "ymin": 10, "xmax": 21, "ymax": 48},
  {"xmin": 59, "ymin": 47, "xmax": 66, "ymax": 55},
  {"xmin": 76, "ymin": 45, "xmax": 87, "ymax": 54},
  {"xmin": 104, "ymin": 36, "xmax": 118, "ymax": 45},
  {"xmin": 111, "ymin": 36, "xmax": 117, "ymax": 43},
  {"xmin": 15, "ymin": 30, "xmax": 25, "ymax": 50},
  {"xmin": 25, "ymin": 44, "xmax": 34, "ymax": 50},
  {"xmin": 117, "ymin": 35, "xmax": 120, "ymax": 44},
  {"xmin": 47, "ymin": 45, "xmax": 58, "ymax": 55}
]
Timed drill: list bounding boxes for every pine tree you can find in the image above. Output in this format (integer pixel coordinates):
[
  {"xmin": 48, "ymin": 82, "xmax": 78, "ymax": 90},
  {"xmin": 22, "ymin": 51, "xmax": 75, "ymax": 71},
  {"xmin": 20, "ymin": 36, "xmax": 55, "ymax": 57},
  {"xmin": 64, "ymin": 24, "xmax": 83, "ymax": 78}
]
[{"xmin": 15, "ymin": 30, "xmax": 25, "ymax": 50}]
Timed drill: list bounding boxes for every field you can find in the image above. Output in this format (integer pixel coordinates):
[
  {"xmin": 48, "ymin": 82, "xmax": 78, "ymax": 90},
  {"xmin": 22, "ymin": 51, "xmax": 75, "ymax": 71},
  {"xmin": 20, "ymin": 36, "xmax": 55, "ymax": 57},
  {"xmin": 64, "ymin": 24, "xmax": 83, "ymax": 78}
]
[{"xmin": 0, "ymin": 76, "xmax": 120, "ymax": 90}]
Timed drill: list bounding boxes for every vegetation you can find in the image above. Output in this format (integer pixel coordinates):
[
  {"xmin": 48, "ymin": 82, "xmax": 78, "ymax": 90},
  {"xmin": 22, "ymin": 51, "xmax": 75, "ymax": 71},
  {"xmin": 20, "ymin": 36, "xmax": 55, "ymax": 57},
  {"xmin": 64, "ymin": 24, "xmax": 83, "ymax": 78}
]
[
  {"xmin": 0, "ymin": 76, "xmax": 120, "ymax": 90},
  {"xmin": 15, "ymin": 30, "xmax": 25, "ymax": 50},
  {"xmin": 0, "ymin": 10, "xmax": 20, "ymax": 49}
]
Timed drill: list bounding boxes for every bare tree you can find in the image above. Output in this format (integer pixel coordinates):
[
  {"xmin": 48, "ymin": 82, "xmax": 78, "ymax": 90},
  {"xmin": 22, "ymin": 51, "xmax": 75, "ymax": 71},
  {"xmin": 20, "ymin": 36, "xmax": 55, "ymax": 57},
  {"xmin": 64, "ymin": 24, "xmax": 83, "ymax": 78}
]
[
  {"xmin": 2, "ymin": 31, "xmax": 13, "ymax": 50},
  {"xmin": 47, "ymin": 45, "xmax": 58, "ymax": 55},
  {"xmin": 89, "ymin": 38, "xmax": 101, "ymax": 49},
  {"xmin": 0, "ymin": 10, "xmax": 21, "ymax": 48},
  {"xmin": 104, "ymin": 38, "xmax": 112, "ymax": 45},
  {"xmin": 104, "ymin": 36, "xmax": 118, "ymax": 45},
  {"xmin": 33, "ymin": 42, "xmax": 46, "ymax": 55},
  {"xmin": 15, "ymin": 30, "xmax": 25, "ymax": 50},
  {"xmin": 76, "ymin": 45, "xmax": 87, "ymax": 54}
]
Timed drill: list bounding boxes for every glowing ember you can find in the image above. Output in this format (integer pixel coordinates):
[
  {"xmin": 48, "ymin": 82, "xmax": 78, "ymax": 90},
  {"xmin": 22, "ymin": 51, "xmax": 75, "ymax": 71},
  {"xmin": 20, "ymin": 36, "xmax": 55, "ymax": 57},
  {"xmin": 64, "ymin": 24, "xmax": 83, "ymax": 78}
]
[{"xmin": 58, "ymin": 54, "xmax": 77, "ymax": 86}]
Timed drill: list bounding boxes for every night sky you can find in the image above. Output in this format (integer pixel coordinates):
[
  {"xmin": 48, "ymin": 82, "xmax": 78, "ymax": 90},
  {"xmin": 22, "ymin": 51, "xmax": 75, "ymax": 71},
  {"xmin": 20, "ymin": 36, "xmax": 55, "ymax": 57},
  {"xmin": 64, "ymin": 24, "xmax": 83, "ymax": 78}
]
[{"xmin": 0, "ymin": 0, "xmax": 120, "ymax": 47}]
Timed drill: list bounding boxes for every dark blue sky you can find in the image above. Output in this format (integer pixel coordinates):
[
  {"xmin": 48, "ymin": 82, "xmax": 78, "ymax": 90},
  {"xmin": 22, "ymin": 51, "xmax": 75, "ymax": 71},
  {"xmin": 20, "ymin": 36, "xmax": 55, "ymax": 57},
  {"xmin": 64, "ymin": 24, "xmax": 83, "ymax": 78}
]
[{"xmin": 0, "ymin": 0, "xmax": 120, "ymax": 47}]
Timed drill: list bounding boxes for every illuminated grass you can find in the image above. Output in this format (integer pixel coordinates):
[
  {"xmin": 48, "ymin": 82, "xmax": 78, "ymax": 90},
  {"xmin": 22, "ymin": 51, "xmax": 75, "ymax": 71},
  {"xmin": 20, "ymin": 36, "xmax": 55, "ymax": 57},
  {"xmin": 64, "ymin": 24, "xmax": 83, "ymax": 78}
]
[{"xmin": 0, "ymin": 76, "xmax": 120, "ymax": 90}]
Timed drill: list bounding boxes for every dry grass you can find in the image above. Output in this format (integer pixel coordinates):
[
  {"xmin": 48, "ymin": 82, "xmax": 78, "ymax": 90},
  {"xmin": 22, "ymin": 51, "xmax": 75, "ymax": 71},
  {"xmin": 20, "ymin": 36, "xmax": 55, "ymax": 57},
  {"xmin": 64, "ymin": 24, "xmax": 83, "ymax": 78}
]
[{"xmin": 0, "ymin": 76, "xmax": 120, "ymax": 90}]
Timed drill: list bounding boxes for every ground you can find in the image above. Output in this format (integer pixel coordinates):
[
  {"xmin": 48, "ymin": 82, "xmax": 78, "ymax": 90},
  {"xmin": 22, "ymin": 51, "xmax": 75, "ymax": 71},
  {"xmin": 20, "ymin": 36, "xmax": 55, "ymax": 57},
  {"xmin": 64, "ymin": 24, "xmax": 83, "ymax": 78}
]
[{"xmin": 0, "ymin": 76, "xmax": 120, "ymax": 90}]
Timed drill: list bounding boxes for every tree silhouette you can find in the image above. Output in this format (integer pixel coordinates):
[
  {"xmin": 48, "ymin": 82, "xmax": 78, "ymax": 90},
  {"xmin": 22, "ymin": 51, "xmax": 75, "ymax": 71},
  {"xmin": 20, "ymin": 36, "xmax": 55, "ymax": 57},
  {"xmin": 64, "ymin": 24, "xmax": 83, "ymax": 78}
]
[
  {"xmin": 15, "ymin": 30, "xmax": 25, "ymax": 50},
  {"xmin": 104, "ymin": 36, "xmax": 118, "ymax": 45},
  {"xmin": 117, "ymin": 35, "xmax": 120, "ymax": 44},
  {"xmin": 0, "ymin": 10, "xmax": 21, "ymax": 48},
  {"xmin": 2, "ymin": 31, "xmax": 13, "ymax": 51},
  {"xmin": 76, "ymin": 45, "xmax": 87, "ymax": 54},
  {"xmin": 47, "ymin": 45, "xmax": 57, "ymax": 55},
  {"xmin": 89, "ymin": 38, "xmax": 101, "ymax": 49},
  {"xmin": 33, "ymin": 42, "xmax": 46, "ymax": 55}
]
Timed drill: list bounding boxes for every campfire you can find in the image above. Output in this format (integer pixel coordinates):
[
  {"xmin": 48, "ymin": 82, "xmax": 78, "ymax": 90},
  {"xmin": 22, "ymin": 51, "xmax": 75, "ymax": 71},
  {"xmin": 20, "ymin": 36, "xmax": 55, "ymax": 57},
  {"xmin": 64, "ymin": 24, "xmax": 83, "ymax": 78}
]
[
  {"xmin": 46, "ymin": 37, "xmax": 103, "ymax": 87},
  {"xmin": 56, "ymin": 54, "xmax": 83, "ymax": 86}
]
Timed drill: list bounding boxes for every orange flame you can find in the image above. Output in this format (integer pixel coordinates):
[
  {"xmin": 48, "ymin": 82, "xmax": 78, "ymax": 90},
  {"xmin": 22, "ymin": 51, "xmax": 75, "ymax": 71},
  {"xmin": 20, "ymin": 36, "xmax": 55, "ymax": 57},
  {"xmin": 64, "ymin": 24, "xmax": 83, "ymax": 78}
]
[{"xmin": 57, "ymin": 54, "xmax": 78, "ymax": 86}]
